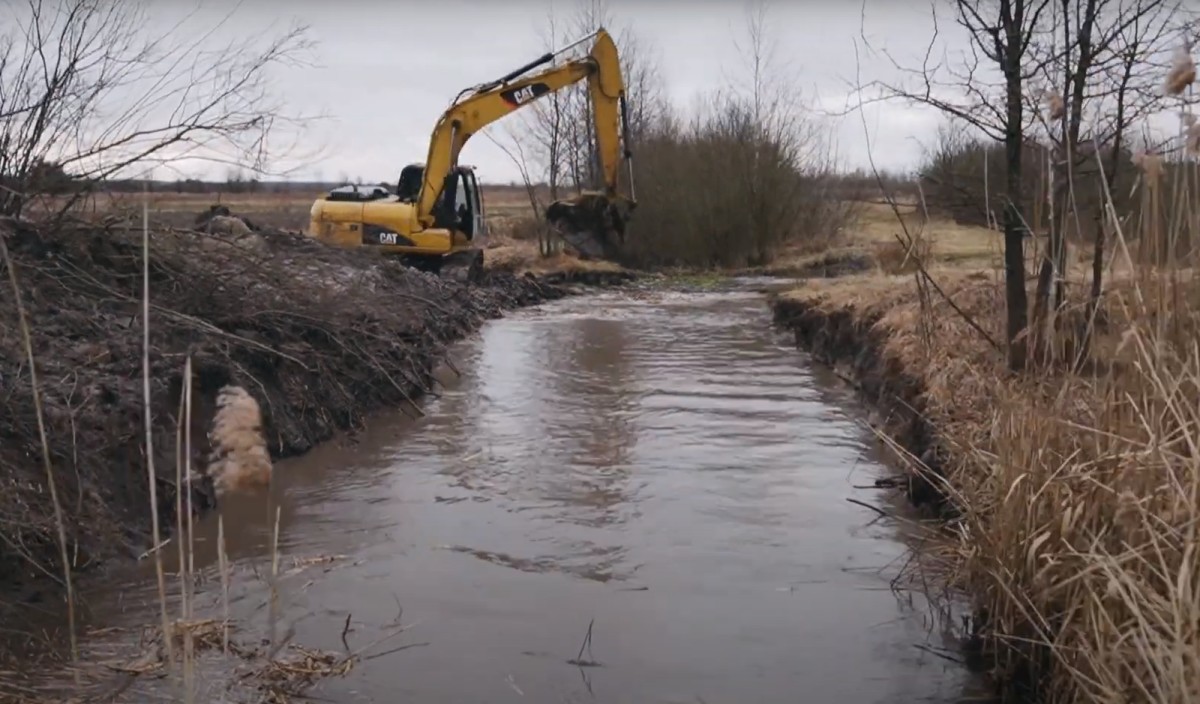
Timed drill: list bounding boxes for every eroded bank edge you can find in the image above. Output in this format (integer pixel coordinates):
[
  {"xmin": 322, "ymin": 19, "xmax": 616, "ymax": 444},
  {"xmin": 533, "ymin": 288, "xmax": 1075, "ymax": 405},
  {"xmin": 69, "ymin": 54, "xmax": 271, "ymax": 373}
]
[
  {"xmin": 0, "ymin": 254, "xmax": 638, "ymax": 621},
  {"xmin": 765, "ymin": 292, "xmax": 1017, "ymax": 699}
]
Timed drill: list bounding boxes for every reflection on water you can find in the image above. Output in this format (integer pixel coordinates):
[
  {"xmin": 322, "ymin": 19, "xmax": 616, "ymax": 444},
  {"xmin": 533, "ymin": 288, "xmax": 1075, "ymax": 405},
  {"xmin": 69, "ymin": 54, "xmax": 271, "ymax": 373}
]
[{"xmin": 9, "ymin": 284, "xmax": 986, "ymax": 704}]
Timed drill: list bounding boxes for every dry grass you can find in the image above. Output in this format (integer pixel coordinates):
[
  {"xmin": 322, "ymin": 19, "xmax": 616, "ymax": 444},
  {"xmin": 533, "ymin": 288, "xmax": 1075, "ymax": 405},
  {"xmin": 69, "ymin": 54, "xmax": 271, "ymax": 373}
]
[
  {"xmin": 780, "ymin": 170, "xmax": 1200, "ymax": 701},
  {"xmin": 847, "ymin": 200, "xmax": 1004, "ymax": 268},
  {"xmin": 760, "ymin": 198, "xmax": 1006, "ymax": 277},
  {"xmin": 484, "ymin": 234, "xmax": 624, "ymax": 276},
  {"xmin": 32, "ymin": 185, "xmax": 539, "ymax": 233}
]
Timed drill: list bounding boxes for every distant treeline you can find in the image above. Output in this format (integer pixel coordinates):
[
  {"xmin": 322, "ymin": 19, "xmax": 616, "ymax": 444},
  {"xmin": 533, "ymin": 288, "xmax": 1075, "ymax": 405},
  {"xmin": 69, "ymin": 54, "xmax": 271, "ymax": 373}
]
[
  {"xmin": 11, "ymin": 161, "xmax": 920, "ymax": 201},
  {"xmin": 106, "ymin": 172, "xmax": 922, "ymax": 199},
  {"xmin": 0, "ymin": 158, "xmax": 558, "ymax": 196},
  {"xmin": 92, "ymin": 177, "xmax": 542, "ymax": 195}
]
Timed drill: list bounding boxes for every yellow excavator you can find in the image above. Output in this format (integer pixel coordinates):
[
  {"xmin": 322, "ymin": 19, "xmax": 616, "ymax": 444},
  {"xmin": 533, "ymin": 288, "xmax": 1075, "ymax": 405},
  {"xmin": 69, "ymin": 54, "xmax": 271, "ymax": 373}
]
[{"xmin": 305, "ymin": 28, "xmax": 637, "ymax": 282}]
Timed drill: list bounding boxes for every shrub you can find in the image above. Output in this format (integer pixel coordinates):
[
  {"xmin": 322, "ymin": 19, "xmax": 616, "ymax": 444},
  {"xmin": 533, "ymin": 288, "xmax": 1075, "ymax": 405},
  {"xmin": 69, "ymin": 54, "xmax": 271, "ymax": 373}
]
[{"xmin": 618, "ymin": 93, "xmax": 859, "ymax": 269}]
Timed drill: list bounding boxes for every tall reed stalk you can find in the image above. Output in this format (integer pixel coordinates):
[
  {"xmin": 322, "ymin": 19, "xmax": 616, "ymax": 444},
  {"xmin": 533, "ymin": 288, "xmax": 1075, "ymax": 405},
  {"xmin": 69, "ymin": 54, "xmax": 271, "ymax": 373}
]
[
  {"xmin": 177, "ymin": 356, "xmax": 197, "ymax": 703},
  {"xmin": 218, "ymin": 514, "xmax": 230, "ymax": 656},
  {"xmin": 142, "ymin": 189, "xmax": 174, "ymax": 665}
]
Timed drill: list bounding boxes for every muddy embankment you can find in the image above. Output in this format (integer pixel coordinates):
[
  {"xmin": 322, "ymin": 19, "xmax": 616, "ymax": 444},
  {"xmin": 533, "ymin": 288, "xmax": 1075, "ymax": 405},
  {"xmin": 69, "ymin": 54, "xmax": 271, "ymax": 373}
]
[
  {"xmin": 0, "ymin": 214, "xmax": 634, "ymax": 615},
  {"xmin": 768, "ymin": 294, "xmax": 950, "ymax": 514},
  {"xmin": 767, "ymin": 286, "xmax": 999, "ymax": 680}
]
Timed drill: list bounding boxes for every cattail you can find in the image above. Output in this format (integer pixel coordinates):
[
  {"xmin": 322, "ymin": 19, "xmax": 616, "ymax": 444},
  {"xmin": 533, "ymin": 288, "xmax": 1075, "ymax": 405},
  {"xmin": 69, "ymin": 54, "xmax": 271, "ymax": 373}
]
[
  {"xmin": 1183, "ymin": 112, "xmax": 1200, "ymax": 156},
  {"xmin": 1042, "ymin": 88, "xmax": 1065, "ymax": 121},
  {"xmin": 1165, "ymin": 40, "xmax": 1196, "ymax": 96},
  {"xmin": 1187, "ymin": 123, "xmax": 1200, "ymax": 157},
  {"xmin": 205, "ymin": 385, "xmax": 272, "ymax": 496},
  {"xmin": 1132, "ymin": 150, "xmax": 1164, "ymax": 186}
]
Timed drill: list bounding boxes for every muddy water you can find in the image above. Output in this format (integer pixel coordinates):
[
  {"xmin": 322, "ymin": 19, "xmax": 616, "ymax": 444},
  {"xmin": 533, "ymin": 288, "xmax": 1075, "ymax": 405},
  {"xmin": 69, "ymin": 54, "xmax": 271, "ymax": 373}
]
[{"xmin": 15, "ymin": 283, "xmax": 983, "ymax": 703}]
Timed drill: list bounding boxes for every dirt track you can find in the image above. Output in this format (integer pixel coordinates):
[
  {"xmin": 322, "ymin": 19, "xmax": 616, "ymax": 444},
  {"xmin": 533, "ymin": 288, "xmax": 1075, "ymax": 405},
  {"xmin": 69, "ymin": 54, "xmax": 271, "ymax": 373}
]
[{"xmin": 0, "ymin": 216, "xmax": 631, "ymax": 608}]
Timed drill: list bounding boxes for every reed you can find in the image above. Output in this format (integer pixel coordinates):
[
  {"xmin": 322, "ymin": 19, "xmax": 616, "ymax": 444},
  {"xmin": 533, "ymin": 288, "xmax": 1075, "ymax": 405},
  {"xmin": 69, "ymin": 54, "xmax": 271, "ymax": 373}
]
[{"xmin": 141, "ymin": 190, "xmax": 175, "ymax": 669}]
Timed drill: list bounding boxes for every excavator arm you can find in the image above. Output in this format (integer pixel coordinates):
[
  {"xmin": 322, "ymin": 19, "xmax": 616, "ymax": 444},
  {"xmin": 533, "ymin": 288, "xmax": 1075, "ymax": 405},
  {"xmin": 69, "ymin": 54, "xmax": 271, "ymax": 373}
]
[{"xmin": 415, "ymin": 28, "xmax": 636, "ymax": 260}]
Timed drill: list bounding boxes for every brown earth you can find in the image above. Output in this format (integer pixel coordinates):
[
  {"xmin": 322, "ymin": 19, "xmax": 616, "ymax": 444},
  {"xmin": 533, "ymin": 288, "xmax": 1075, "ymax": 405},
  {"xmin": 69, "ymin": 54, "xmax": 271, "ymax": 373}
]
[{"xmin": 0, "ymin": 211, "xmax": 634, "ymax": 623}]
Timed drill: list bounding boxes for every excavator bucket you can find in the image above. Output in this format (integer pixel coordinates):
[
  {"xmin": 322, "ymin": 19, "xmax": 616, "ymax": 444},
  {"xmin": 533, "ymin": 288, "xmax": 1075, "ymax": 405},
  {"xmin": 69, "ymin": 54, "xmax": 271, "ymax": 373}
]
[{"xmin": 544, "ymin": 192, "xmax": 633, "ymax": 262}]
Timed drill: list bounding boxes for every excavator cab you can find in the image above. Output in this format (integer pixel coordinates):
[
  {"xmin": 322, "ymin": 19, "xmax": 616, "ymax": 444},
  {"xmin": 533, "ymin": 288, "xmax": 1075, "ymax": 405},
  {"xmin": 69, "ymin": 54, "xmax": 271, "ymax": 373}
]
[
  {"xmin": 449, "ymin": 167, "xmax": 487, "ymax": 243},
  {"xmin": 391, "ymin": 161, "xmax": 485, "ymax": 243},
  {"xmin": 424, "ymin": 164, "xmax": 486, "ymax": 244}
]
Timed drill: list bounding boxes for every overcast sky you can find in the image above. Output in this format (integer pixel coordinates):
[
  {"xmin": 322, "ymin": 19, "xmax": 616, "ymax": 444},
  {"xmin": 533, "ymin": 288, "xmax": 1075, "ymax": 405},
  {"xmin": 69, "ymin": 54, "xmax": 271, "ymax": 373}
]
[{"xmin": 142, "ymin": 0, "xmax": 959, "ymax": 184}]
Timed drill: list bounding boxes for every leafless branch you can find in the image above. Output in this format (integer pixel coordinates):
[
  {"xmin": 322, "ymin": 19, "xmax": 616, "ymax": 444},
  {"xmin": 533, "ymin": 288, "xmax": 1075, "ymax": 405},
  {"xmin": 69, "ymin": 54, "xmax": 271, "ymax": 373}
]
[{"xmin": 0, "ymin": 0, "xmax": 325, "ymax": 217}]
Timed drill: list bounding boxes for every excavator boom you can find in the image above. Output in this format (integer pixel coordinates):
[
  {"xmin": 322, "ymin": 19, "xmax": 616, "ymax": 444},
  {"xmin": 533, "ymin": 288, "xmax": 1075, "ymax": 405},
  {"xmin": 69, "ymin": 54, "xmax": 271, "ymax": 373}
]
[{"xmin": 416, "ymin": 28, "xmax": 636, "ymax": 259}]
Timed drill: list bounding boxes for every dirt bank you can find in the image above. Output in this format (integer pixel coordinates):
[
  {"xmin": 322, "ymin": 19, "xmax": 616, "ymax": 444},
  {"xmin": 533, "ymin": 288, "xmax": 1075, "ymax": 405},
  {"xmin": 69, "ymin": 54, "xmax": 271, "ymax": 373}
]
[
  {"xmin": 767, "ymin": 272, "xmax": 1037, "ymax": 699},
  {"xmin": 769, "ymin": 287, "xmax": 952, "ymax": 513},
  {"xmin": 0, "ymin": 216, "xmax": 635, "ymax": 612},
  {"xmin": 769, "ymin": 267, "xmax": 1200, "ymax": 704}
]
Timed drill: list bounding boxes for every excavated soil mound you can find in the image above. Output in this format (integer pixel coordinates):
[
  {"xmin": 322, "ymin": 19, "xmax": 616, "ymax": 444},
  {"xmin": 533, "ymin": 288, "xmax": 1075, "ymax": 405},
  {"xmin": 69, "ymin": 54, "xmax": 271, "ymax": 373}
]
[{"xmin": 0, "ymin": 216, "xmax": 574, "ymax": 605}]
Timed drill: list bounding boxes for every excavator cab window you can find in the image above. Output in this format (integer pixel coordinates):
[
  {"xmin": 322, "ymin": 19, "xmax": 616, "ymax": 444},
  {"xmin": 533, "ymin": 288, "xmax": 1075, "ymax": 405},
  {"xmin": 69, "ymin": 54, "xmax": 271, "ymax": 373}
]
[
  {"xmin": 454, "ymin": 171, "xmax": 471, "ymax": 237},
  {"xmin": 465, "ymin": 169, "xmax": 486, "ymax": 241},
  {"xmin": 432, "ymin": 171, "xmax": 458, "ymax": 230},
  {"xmin": 397, "ymin": 164, "xmax": 423, "ymax": 202}
]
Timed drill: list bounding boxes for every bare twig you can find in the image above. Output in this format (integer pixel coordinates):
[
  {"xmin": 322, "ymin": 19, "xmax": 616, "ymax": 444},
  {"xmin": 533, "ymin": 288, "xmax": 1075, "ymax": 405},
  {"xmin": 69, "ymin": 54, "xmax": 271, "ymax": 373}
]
[
  {"xmin": 846, "ymin": 497, "xmax": 890, "ymax": 519},
  {"xmin": 567, "ymin": 618, "xmax": 601, "ymax": 667}
]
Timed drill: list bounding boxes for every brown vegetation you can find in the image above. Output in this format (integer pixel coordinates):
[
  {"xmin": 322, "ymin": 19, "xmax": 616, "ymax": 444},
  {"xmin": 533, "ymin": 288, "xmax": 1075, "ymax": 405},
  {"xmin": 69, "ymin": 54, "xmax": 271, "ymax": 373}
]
[
  {"xmin": 772, "ymin": 5, "xmax": 1200, "ymax": 695},
  {"xmin": 775, "ymin": 246, "xmax": 1199, "ymax": 702},
  {"xmin": 488, "ymin": 1, "xmax": 858, "ymax": 271},
  {"xmin": 204, "ymin": 385, "xmax": 273, "ymax": 497},
  {"xmin": 616, "ymin": 98, "xmax": 859, "ymax": 269}
]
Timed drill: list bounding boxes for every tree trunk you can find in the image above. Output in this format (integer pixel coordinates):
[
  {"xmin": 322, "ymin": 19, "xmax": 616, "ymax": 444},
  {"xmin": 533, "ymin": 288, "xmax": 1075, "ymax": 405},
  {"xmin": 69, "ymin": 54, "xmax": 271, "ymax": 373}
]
[{"xmin": 1003, "ymin": 0, "xmax": 1030, "ymax": 372}]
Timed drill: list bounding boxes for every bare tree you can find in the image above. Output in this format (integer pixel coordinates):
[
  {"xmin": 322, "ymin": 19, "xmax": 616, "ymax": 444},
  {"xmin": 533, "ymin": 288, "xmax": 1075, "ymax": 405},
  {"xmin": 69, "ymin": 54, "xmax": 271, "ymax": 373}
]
[
  {"xmin": 1082, "ymin": 1, "xmax": 1184, "ymax": 356},
  {"xmin": 864, "ymin": 0, "xmax": 1053, "ymax": 371},
  {"xmin": 491, "ymin": 0, "xmax": 845, "ymax": 268},
  {"xmin": 489, "ymin": 0, "xmax": 665, "ymax": 257},
  {"xmin": 615, "ymin": 0, "xmax": 853, "ymax": 268},
  {"xmin": 550, "ymin": 0, "xmax": 664, "ymax": 193},
  {"xmin": 1025, "ymin": 0, "xmax": 1182, "ymax": 360},
  {"xmin": 0, "ymin": 0, "xmax": 319, "ymax": 217},
  {"xmin": 728, "ymin": 0, "xmax": 844, "ymax": 264},
  {"xmin": 867, "ymin": 0, "xmax": 1187, "ymax": 368}
]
